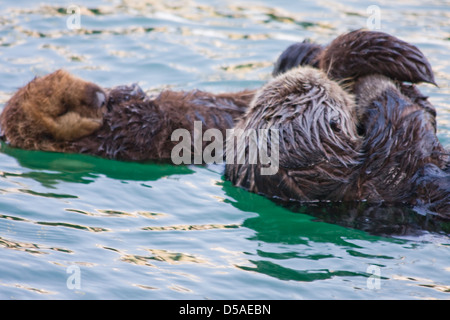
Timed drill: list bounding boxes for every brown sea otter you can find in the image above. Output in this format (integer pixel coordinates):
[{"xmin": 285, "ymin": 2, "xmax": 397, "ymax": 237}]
[
  {"xmin": 0, "ymin": 69, "xmax": 253, "ymax": 162},
  {"xmin": 225, "ymin": 30, "xmax": 449, "ymax": 218}
]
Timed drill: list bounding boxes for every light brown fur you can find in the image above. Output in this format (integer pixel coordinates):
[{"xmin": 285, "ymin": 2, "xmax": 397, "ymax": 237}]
[{"xmin": 1, "ymin": 70, "xmax": 106, "ymax": 151}]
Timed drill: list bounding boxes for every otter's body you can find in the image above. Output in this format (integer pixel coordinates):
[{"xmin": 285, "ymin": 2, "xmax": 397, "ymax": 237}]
[
  {"xmin": 73, "ymin": 87, "xmax": 253, "ymax": 161},
  {"xmin": 352, "ymin": 75, "xmax": 449, "ymax": 214},
  {"xmin": 227, "ymin": 30, "xmax": 449, "ymax": 218},
  {"xmin": 1, "ymin": 30, "xmax": 448, "ymax": 218},
  {"xmin": 0, "ymin": 70, "xmax": 253, "ymax": 162},
  {"xmin": 226, "ymin": 67, "xmax": 449, "ymax": 217}
]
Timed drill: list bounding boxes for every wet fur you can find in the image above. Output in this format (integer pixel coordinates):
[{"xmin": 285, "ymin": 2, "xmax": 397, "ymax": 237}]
[
  {"xmin": 74, "ymin": 86, "xmax": 253, "ymax": 161},
  {"xmin": 272, "ymin": 40, "xmax": 322, "ymax": 77},
  {"xmin": 353, "ymin": 75, "xmax": 449, "ymax": 214},
  {"xmin": 0, "ymin": 70, "xmax": 106, "ymax": 151},
  {"xmin": 0, "ymin": 70, "xmax": 254, "ymax": 162},
  {"xmin": 318, "ymin": 29, "xmax": 437, "ymax": 85},
  {"xmin": 228, "ymin": 31, "xmax": 449, "ymax": 218},
  {"xmin": 226, "ymin": 66, "xmax": 361, "ymax": 201}
]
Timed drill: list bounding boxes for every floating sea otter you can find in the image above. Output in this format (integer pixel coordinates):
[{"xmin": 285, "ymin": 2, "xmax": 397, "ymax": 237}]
[
  {"xmin": 1, "ymin": 30, "xmax": 448, "ymax": 217},
  {"xmin": 225, "ymin": 30, "xmax": 449, "ymax": 218},
  {"xmin": 0, "ymin": 70, "xmax": 253, "ymax": 161}
]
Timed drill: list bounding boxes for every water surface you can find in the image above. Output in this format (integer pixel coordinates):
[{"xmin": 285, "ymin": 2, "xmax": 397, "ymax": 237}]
[{"xmin": 0, "ymin": 0, "xmax": 449, "ymax": 299}]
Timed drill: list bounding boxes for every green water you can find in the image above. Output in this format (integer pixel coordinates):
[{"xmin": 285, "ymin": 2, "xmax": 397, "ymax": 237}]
[{"xmin": 0, "ymin": 0, "xmax": 449, "ymax": 300}]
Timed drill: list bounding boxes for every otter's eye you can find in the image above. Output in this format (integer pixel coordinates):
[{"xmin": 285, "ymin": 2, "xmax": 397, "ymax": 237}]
[
  {"xmin": 96, "ymin": 91, "xmax": 106, "ymax": 108},
  {"xmin": 330, "ymin": 118, "xmax": 341, "ymax": 132}
]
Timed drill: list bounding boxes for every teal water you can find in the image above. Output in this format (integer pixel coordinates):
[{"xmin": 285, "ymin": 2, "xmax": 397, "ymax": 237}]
[{"xmin": 0, "ymin": 0, "xmax": 449, "ymax": 300}]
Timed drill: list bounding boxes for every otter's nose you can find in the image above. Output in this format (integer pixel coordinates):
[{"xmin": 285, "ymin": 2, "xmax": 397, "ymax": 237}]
[{"xmin": 96, "ymin": 91, "xmax": 107, "ymax": 109}]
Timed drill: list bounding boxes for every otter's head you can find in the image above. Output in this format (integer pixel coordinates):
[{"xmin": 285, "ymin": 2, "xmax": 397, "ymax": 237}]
[
  {"xmin": 248, "ymin": 66, "xmax": 360, "ymax": 167},
  {"xmin": 227, "ymin": 66, "xmax": 361, "ymax": 200},
  {"xmin": 1, "ymin": 69, "xmax": 107, "ymax": 150}
]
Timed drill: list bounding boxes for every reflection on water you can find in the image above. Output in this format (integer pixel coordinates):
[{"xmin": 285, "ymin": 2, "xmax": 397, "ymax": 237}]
[
  {"xmin": 121, "ymin": 248, "xmax": 209, "ymax": 266},
  {"xmin": 222, "ymin": 179, "xmax": 450, "ymax": 295},
  {"xmin": 0, "ymin": 145, "xmax": 449, "ymax": 298},
  {"xmin": 0, "ymin": 235, "xmax": 71, "ymax": 255},
  {"xmin": 279, "ymin": 201, "xmax": 450, "ymax": 237},
  {"xmin": 0, "ymin": 143, "xmax": 194, "ymax": 187},
  {"xmin": 0, "ymin": 0, "xmax": 449, "ymax": 300}
]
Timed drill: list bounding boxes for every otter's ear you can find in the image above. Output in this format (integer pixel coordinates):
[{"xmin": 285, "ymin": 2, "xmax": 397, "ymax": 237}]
[
  {"xmin": 318, "ymin": 29, "xmax": 436, "ymax": 86},
  {"xmin": 272, "ymin": 40, "xmax": 323, "ymax": 77}
]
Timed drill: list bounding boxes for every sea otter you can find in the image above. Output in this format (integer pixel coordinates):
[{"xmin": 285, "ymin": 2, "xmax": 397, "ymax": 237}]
[
  {"xmin": 0, "ymin": 69, "xmax": 253, "ymax": 162},
  {"xmin": 272, "ymin": 30, "xmax": 439, "ymax": 134},
  {"xmin": 225, "ymin": 30, "xmax": 449, "ymax": 218}
]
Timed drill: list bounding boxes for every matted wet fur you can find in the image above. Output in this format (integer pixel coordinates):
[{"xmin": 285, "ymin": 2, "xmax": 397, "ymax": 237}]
[
  {"xmin": 353, "ymin": 74, "xmax": 449, "ymax": 215},
  {"xmin": 226, "ymin": 66, "xmax": 361, "ymax": 201},
  {"xmin": 272, "ymin": 30, "xmax": 440, "ymax": 135},
  {"xmin": 0, "ymin": 70, "xmax": 254, "ymax": 162},
  {"xmin": 227, "ymin": 30, "xmax": 449, "ymax": 218},
  {"xmin": 272, "ymin": 39, "xmax": 322, "ymax": 77},
  {"xmin": 318, "ymin": 29, "xmax": 437, "ymax": 85},
  {"xmin": 273, "ymin": 29, "xmax": 436, "ymax": 86}
]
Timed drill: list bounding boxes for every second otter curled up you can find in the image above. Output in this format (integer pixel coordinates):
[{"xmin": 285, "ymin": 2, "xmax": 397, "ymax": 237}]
[{"xmin": 226, "ymin": 30, "xmax": 449, "ymax": 218}]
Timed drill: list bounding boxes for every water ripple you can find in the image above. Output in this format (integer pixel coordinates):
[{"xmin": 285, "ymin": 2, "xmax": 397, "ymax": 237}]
[
  {"xmin": 35, "ymin": 222, "xmax": 109, "ymax": 233},
  {"xmin": 0, "ymin": 236, "xmax": 72, "ymax": 255}
]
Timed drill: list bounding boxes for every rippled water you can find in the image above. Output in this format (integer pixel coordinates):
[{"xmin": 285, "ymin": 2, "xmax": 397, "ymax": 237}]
[{"xmin": 0, "ymin": 0, "xmax": 449, "ymax": 300}]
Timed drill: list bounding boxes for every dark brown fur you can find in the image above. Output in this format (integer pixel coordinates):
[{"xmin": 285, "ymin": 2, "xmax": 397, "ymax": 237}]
[
  {"xmin": 227, "ymin": 31, "xmax": 449, "ymax": 218},
  {"xmin": 226, "ymin": 67, "xmax": 362, "ymax": 201},
  {"xmin": 0, "ymin": 70, "xmax": 254, "ymax": 162},
  {"xmin": 318, "ymin": 29, "xmax": 437, "ymax": 85},
  {"xmin": 272, "ymin": 40, "xmax": 322, "ymax": 77},
  {"xmin": 273, "ymin": 29, "xmax": 436, "ymax": 86},
  {"xmin": 352, "ymin": 75, "xmax": 449, "ymax": 214}
]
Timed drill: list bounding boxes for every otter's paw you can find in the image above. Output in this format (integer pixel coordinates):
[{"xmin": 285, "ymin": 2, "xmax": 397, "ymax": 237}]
[
  {"xmin": 51, "ymin": 112, "xmax": 102, "ymax": 141},
  {"xmin": 272, "ymin": 40, "xmax": 323, "ymax": 77},
  {"xmin": 318, "ymin": 29, "xmax": 436, "ymax": 85}
]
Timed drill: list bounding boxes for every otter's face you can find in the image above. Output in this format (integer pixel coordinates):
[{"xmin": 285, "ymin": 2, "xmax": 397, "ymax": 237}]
[
  {"xmin": 242, "ymin": 66, "xmax": 360, "ymax": 169},
  {"xmin": 19, "ymin": 70, "xmax": 109, "ymax": 141},
  {"xmin": 68, "ymin": 81, "xmax": 108, "ymax": 119},
  {"xmin": 48, "ymin": 76, "xmax": 109, "ymax": 141}
]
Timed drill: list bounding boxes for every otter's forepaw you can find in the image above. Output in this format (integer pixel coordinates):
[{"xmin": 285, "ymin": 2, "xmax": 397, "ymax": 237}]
[{"xmin": 51, "ymin": 112, "xmax": 103, "ymax": 141}]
